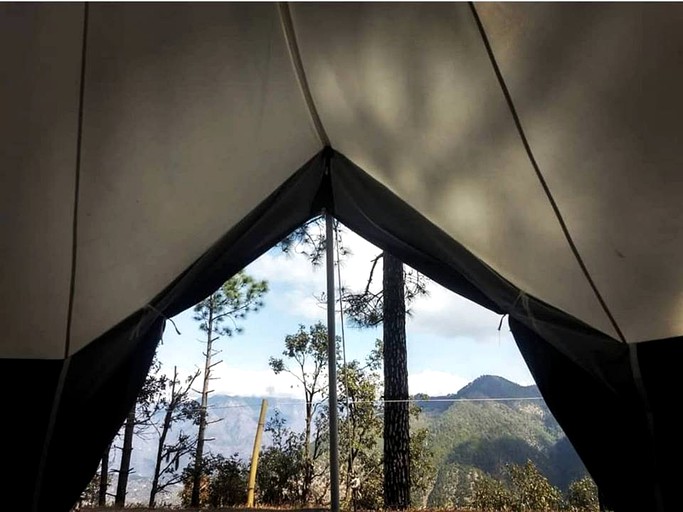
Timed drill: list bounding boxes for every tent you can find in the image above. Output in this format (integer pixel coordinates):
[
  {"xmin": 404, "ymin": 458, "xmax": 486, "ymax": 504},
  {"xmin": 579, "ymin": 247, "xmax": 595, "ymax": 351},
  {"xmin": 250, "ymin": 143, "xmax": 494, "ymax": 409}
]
[{"xmin": 2, "ymin": 3, "xmax": 682, "ymax": 511}]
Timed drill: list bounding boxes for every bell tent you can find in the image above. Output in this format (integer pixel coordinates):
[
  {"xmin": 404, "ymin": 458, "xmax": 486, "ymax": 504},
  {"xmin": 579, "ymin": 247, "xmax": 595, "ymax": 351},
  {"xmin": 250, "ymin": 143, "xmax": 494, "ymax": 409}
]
[{"xmin": 1, "ymin": 3, "xmax": 682, "ymax": 511}]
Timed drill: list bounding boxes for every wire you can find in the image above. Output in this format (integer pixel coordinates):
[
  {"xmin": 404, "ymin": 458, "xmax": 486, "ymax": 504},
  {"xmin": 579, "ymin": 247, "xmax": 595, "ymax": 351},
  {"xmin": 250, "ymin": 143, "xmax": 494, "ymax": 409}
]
[{"xmin": 205, "ymin": 396, "xmax": 545, "ymax": 410}]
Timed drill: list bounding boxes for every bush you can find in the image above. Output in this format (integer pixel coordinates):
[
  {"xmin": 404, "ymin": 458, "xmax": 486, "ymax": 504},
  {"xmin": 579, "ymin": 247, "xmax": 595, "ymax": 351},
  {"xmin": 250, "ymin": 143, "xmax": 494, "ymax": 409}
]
[
  {"xmin": 181, "ymin": 453, "xmax": 248, "ymax": 507},
  {"xmin": 566, "ymin": 476, "xmax": 599, "ymax": 512},
  {"xmin": 256, "ymin": 411, "xmax": 306, "ymax": 506},
  {"xmin": 471, "ymin": 460, "xmax": 571, "ymax": 512}
]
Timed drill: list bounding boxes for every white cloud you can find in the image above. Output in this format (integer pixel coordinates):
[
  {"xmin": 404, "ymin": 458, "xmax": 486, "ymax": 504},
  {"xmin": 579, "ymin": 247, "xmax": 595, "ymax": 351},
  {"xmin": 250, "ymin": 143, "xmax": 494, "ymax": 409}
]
[
  {"xmin": 409, "ymin": 370, "xmax": 468, "ymax": 396},
  {"xmin": 249, "ymin": 225, "xmax": 506, "ymax": 344},
  {"xmin": 408, "ymin": 281, "xmax": 506, "ymax": 342},
  {"xmin": 208, "ymin": 365, "xmax": 303, "ymax": 398},
  {"xmin": 246, "ymin": 227, "xmax": 386, "ymax": 321},
  {"xmin": 247, "ymin": 249, "xmax": 324, "ymax": 288}
]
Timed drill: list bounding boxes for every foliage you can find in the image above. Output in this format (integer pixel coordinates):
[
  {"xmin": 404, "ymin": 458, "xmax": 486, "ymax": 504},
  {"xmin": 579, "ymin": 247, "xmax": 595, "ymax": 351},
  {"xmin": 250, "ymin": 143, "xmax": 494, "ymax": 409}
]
[
  {"xmin": 189, "ymin": 270, "xmax": 268, "ymax": 505},
  {"xmin": 470, "ymin": 460, "xmax": 592, "ymax": 512},
  {"xmin": 181, "ymin": 453, "xmax": 248, "ymax": 507},
  {"xmin": 428, "ymin": 463, "xmax": 481, "ymax": 509},
  {"xmin": 78, "ymin": 471, "xmax": 101, "ymax": 507},
  {"xmin": 256, "ymin": 411, "xmax": 307, "ymax": 506},
  {"xmin": 507, "ymin": 460, "xmax": 564, "ymax": 511},
  {"xmin": 192, "ymin": 270, "xmax": 268, "ymax": 337},
  {"xmin": 269, "ymin": 322, "xmax": 334, "ymax": 504},
  {"xmin": 279, "ymin": 215, "xmax": 350, "ymax": 266},
  {"xmin": 149, "ymin": 367, "xmax": 201, "ymax": 507},
  {"xmin": 337, "ymin": 345, "xmax": 384, "ymax": 510},
  {"xmin": 472, "ymin": 471, "xmax": 515, "ymax": 511},
  {"xmin": 135, "ymin": 356, "xmax": 169, "ymax": 436},
  {"xmin": 269, "ymin": 322, "xmax": 331, "ymax": 410},
  {"xmin": 341, "ymin": 258, "xmax": 429, "ymax": 328},
  {"xmin": 410, "ymin": 425, "xmax": 436, "ymax": 508},
  {"xmin": 566, "ymin": 476, "xmax": 599, "ymax": 511}
]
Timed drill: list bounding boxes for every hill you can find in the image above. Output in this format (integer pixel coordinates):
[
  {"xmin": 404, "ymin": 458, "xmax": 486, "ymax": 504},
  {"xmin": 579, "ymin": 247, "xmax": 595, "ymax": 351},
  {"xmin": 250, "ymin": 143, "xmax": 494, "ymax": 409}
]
[{"xmin": 417, "ymin": 376, "xmax": 586, "ymax": 507}]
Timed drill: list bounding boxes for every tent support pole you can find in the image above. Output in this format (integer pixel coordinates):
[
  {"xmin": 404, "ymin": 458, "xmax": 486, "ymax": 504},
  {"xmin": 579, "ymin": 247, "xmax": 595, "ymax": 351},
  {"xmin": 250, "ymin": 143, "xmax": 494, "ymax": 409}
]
[{"xmin": 326, "ymin": 212, "xmax": 340, "ymax": 512}]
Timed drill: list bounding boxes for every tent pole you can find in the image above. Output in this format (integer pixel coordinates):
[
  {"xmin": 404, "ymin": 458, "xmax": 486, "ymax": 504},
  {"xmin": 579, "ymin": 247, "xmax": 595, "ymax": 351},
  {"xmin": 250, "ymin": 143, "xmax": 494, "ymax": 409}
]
[{"xmin": 326, "ymin": 212, "xmax": 340, "ymax": 512}]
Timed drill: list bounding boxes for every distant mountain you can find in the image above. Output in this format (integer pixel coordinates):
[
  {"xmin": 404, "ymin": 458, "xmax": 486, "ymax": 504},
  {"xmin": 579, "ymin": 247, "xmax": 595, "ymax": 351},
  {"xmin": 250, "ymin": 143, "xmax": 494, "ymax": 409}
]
[
  {"xmin": 127, "ymin": 395, "xmax": 307, "ymax": 480},
  {"xmin": 416, "ymin": 375, "xmax": 542, "ymax": 416},
  {"xmin": 456, "ymin": 375, "xmax": 542, "ymax": 400}
]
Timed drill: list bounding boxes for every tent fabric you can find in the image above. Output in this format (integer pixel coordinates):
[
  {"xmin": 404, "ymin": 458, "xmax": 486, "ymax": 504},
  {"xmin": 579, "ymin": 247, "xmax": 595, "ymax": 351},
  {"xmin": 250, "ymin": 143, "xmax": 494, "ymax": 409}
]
[{"xmin": 2, "ymin": 3, "xmax": 682, "ymax": 511}]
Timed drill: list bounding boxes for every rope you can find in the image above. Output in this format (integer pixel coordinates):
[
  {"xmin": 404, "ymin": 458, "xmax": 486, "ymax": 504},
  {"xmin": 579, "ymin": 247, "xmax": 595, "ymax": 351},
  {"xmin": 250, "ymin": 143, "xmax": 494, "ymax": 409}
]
[{"xmin": 205, "ymin": 396, "xmax": 546, "ymax": 410}]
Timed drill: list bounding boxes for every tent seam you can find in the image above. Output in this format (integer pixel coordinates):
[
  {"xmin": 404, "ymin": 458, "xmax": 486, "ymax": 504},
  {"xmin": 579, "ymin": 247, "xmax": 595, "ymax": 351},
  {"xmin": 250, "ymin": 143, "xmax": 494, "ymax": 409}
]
[
  {"xmin": 468, "ymin": 2, "xmax": 626, "ymax": 343},
  {"xmin": 277, "ymin": 2, "xmax": 330, "ymax": 146},
  {"xmin": 64, "ymin": 1, "xmax": 90, "ymax": 358},
  {"xmin": 33, "ymin": 3, "xmax": 89, "ymax": 509}
]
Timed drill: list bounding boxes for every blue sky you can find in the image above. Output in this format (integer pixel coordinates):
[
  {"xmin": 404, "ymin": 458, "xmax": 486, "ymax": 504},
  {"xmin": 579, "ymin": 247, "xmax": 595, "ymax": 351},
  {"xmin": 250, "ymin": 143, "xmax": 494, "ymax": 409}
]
[{"xmin": 157, "ymin": 224, "xmax": 534, "ymax": 398}]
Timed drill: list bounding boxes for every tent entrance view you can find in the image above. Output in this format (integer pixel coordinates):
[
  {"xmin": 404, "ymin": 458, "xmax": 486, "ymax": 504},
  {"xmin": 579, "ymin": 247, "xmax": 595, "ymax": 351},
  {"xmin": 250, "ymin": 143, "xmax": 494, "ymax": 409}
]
[{"xmin": 2, "ymin": 3, "xmax": 682, "ymax": 512}]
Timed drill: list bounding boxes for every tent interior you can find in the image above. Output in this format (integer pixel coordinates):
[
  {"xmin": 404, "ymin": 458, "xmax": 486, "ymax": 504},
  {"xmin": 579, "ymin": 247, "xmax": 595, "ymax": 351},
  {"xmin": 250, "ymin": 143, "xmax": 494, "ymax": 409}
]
[{"xmin": 1, "ymin": 3, "xmax": 682, "ymax": 511}]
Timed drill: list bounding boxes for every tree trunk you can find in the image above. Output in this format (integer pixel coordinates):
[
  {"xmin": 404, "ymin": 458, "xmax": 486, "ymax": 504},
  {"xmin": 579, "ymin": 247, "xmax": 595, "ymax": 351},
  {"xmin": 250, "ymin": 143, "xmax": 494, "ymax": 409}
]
[
  {"xmin": 115, "ymin": 407, "xmax": 136, "ymax": 506},
  {"xmin": 382, "ymin": 252, "xmax": 411, "ymax": 509},
  {"xmin": 99, "ymin": 442, "xmax": 111, "ymax": 506},
  {"xmin": 150, "ymin": 369, "xmax": 177, "ymax": 508},
  {"xmin": 191, "ymin": 304, "xmax": 214, "ymax": 507}
]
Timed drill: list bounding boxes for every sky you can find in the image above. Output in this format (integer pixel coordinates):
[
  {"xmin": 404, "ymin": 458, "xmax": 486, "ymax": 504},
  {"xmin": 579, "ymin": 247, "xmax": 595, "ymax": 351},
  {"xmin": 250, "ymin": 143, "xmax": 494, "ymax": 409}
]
[{"xmin": 157, "ymin": 222, "xmax": 535, "ymax": 399}]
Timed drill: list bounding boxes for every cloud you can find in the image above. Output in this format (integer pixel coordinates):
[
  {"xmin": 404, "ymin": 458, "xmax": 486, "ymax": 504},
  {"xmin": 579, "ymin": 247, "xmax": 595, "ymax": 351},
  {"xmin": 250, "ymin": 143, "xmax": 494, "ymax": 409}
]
[
  {"xmin": 407, "ymin": 281, "xmax": 506, "ymax": 342},
  {"xmin": 248, "ymin": 224, "xmax": 506, "ymax": 344},
  {"xmin": 246, "ymin": 227, "xmax": 386, "ymax": 320},
  {"xmin": 409, "ymin": 370, "xmax": 468, "ymax": 396},
  {"xmin": 209, "ymin": 365, "xmax": 303, "ymax": 398}
]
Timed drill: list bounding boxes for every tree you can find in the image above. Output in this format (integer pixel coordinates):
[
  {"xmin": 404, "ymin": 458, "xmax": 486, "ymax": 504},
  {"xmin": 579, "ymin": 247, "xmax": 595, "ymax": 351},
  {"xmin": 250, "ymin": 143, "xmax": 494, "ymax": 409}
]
[
  {"xmin": 98, "ymin": 442, "xmax": 112, "ymax": 506},
  {"xmin": 382, "ymin": 251, "xmax": 412, "ymax": 509},
  {"xmin": 337, "ymin": 345, "xmax": 384, "ymax": 511},
  {"xmin": 341, "ymin": 251, "xmax": 427, "ymax": 510},
  {"xmin": 114, "ymin": 357, "xmax": 167, "ymax": 507},
  {"xmin": 336, "ymin": 343, "xmax": 434, "ymax": 511},
  {"xmin": 256, "ymin": 411, "xmax": 307, "ymax": 506},
  {"xmin": 114, "ymin": 407, "xmax": 136, "ymax": 507},
  {"xmin": 189, "ymin": 270, "xmax": 268, "ymax": 506},
  {"xmin": 148, "ymin": 366, "xmax": 201, "ymax": 508},
  {"xmin": 566, "ymin": 476, "xmax": 599, "ymax": 512},
  {"xmin": 281, "ymin": 217, "xmax": 428, "ymax": 510},
  {"xmin": 181, "ymin": 453, "xmax": 249, "ymax": 507},
  {"xmin": 269, "ymin": 322, "xmax": 332, "ymax": 504}
]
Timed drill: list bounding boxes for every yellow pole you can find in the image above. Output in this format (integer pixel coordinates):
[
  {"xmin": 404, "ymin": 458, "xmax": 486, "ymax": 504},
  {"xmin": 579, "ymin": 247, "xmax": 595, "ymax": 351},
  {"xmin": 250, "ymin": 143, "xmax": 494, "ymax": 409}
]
[{"xmin": 246, "ymin": 399, "xmax": 268, "ymax": 507}]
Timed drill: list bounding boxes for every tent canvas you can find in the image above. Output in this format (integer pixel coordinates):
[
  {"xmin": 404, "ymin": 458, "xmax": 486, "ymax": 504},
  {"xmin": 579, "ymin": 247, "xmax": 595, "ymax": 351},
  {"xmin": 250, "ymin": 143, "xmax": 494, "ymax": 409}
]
[{"xmin": 1, "ymin": 3, "xmax": 682, "ymax": 511}]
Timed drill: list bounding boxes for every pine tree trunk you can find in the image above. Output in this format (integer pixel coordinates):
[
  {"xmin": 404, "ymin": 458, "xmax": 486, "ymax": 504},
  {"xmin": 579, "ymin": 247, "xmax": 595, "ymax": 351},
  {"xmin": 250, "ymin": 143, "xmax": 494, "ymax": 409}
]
[
  {"xmin": 191, "ymin": 305, "xmax": 214, "ymax": 507},
  {"xmin": 150, "ymin": 369, "xmax": 177, "ymax": 508},
  {"xmin": 382, "ymin": 252, "xmax": 411, "ymax": 509},
  {"xmin": 115, "ymin": 407, "xmax": 136, "ymax": 506},
  {"xmin": 99, "ymin": 442, "xmax": 111, "ymax": 506}
]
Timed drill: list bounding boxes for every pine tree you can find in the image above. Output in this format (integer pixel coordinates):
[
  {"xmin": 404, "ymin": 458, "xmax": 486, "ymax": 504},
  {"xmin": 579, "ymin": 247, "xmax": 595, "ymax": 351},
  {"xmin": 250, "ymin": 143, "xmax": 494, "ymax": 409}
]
[{"xmin": 189, "ymin": 270, "xmax": 268, "ymax": 507}]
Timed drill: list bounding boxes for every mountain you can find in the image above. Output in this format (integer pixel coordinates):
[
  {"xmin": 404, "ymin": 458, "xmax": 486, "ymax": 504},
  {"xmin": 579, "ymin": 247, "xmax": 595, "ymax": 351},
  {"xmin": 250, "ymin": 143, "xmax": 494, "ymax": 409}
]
[
  {"xmin": 416, "ymin": 374, "xmax": 543, "ymax": 416},
  {"xmin": 419, "ymin": 376, "xmax": 587, "ymax": 507},
  {"xmin": 127, "ymin": 395, "xmax": 307, "ymax": 479}
]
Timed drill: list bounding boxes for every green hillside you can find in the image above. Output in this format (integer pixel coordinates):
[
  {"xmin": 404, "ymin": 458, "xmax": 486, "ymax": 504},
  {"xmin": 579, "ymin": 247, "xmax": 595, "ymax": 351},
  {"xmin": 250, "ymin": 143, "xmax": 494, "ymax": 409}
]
[{"xmin": 414, "ymin": 376, "xmax": 588, "ymax": 508}]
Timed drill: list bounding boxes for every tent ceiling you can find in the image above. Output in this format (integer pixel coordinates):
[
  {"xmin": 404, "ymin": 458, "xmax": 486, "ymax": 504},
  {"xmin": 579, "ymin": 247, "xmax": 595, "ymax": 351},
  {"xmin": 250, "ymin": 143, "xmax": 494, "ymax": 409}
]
[
  {"xmin": 2, "ymin": 2, "xmax": 683, "ymax": 360},
  {"xmin": 293, "ymin": 2, "xmax": 683, "ymax": 343},
  {"xmin": 291, "ymin": 2, "xmax": 619, "ymax": 340},
  {"xmin": 2, "ymin": 4, "xmax": 319, "ymax": 358},
  {"xmin": 0, "ymin": 4, "xmax": 83, "ymax": 359},
  {"xmin": 477, "ymin": 3, "xmax": 683, "ymax": 343}
]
